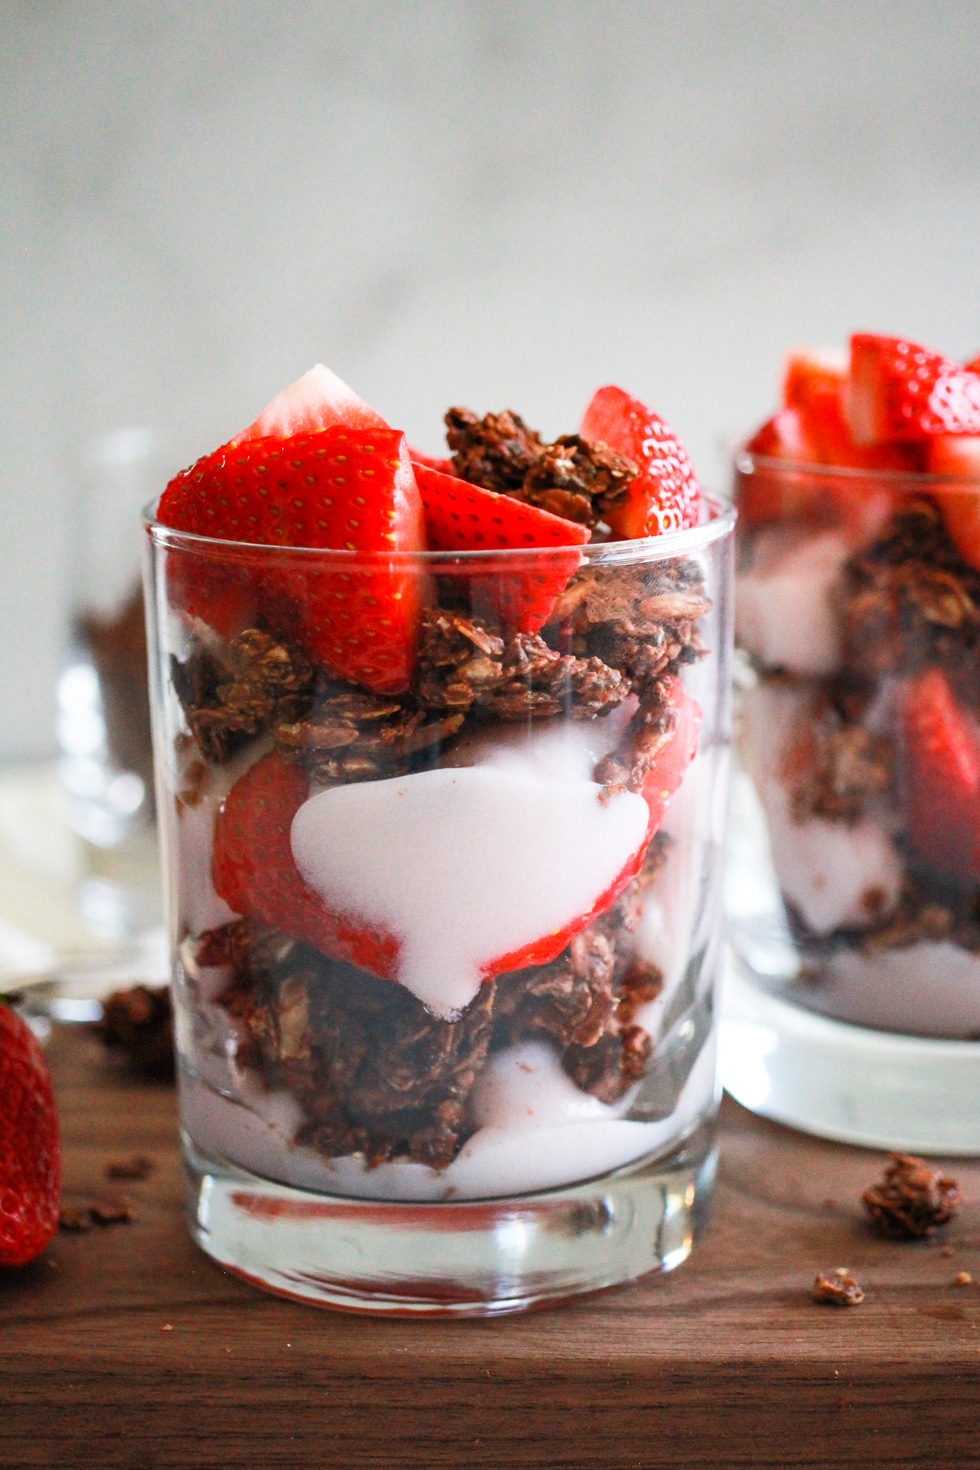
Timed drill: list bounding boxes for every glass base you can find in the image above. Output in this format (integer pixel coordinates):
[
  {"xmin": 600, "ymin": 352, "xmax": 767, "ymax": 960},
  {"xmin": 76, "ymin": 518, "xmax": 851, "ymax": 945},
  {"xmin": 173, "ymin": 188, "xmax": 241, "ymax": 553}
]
[
  {"xmin": 720, "ymin": 952, "xmax": 980, "ymax": 1155},
  {"xmin": 183, "ymin": 1122, "xmax": 717, "ymax": 1317}
]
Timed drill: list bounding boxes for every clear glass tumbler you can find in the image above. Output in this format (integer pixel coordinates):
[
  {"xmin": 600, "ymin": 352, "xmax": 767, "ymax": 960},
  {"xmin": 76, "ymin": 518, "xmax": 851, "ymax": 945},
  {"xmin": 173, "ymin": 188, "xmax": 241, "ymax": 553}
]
[
  {"xmin": 724, "ymin": 449, "xmax": 980, "ymax": 1153},
  {"xmin": 57, "ymin": 427, "xmax": 165, "ymax": 946},
  {"xmin": 144, "ymin": 504, "xmax": 733, "ymax": 1314}
]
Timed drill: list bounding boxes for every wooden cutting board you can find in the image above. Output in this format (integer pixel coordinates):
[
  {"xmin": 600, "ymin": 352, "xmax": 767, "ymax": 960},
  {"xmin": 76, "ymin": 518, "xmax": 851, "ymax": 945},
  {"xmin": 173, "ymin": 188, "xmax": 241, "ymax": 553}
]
[{"xmin": 2, "ymin": 1025, "xmax": 979, "ymax": 1468}]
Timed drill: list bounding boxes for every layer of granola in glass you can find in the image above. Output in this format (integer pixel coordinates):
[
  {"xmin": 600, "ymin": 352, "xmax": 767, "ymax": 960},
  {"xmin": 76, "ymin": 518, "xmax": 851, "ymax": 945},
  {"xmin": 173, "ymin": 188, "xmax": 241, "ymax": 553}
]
[{"xmin": 173, "ymin": 551, "xmax": 710, "ymax": 1172}]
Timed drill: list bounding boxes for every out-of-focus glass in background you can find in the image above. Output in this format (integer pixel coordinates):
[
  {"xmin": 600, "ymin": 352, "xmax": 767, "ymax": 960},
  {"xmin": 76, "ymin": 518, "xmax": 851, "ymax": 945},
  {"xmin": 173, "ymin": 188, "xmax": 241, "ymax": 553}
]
[{"xmin": 57, "ymin": 427, "xmax": 163, "ymax": 943}]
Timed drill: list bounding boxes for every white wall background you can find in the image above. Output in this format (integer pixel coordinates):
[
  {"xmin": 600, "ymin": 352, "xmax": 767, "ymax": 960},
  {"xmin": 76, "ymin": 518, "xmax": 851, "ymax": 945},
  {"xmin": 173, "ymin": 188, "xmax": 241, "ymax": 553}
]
[{"xmin": 3, "ymin": 0, "xmax": 979, "ymax": 760}]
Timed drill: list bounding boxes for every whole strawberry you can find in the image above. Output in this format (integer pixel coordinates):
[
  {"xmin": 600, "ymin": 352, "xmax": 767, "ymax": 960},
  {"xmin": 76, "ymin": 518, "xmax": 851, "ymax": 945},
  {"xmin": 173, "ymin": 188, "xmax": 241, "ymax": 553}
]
[{"xmin": 0, "ymin": 1002, "xmax": 61, "ymax": 1267}]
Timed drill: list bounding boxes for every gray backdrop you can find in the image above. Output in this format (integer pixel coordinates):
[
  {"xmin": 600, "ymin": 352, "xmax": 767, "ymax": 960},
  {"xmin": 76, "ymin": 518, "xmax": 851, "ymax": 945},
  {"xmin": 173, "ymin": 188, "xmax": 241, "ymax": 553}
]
[{"xmin": 3, "ymin": 0, "xmax": 979, "ymax": 759}]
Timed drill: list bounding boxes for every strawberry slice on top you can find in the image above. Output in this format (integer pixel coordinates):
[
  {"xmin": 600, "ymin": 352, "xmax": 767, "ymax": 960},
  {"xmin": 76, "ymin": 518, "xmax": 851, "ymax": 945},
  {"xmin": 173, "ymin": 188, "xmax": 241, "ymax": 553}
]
[
  {"xmin": 412, "ymin": 461, "xmax": 589, "ymax": 633},
  {"xmin": 158, "ymin": 369, "xmax": 426, "ymax": 694},
  {"xmin": 847, "ymin": 335, "xmax": 980, "ymax": 444},
  {"xmin": 579, "ymin": 386, "xmax": 701, "ymax": 538},
  {"xmin": 781, "ymin": 347, "xmax": 920, "ymax": 471}
]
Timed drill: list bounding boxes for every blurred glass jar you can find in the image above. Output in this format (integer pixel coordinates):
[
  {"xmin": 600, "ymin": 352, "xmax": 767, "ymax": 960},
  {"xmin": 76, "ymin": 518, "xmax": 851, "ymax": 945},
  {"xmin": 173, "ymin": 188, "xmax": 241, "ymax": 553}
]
[
  {"xmin": 724, "ymin": 449, "xmax": 980, "ymax": 1154},
  {"xmin": 57, "ymin": 427, "xmax": 165, "ymax": 941}
]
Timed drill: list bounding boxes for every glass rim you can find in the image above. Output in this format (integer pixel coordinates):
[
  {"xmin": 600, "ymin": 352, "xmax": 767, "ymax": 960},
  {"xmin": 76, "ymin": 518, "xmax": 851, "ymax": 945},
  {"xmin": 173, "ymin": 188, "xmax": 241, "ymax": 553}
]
[
  {"xmin": 142, "ymin": 494, "xmax": 736, "ymax": 567},
  {"xmin": 735, "ymin": 444, "xmax": 980, "ymax": 488}
]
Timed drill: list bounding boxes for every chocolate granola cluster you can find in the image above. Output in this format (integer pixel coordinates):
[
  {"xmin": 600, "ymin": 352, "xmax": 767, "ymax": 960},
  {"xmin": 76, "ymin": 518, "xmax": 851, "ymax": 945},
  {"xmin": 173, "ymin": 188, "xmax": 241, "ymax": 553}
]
[
  {"xmin": 445, "ymin": 407, "xmax": 638, "ymax": 528},
  {"xmin": 191, "ymin": 835, "xmax": 670, "ymax": 1169}
]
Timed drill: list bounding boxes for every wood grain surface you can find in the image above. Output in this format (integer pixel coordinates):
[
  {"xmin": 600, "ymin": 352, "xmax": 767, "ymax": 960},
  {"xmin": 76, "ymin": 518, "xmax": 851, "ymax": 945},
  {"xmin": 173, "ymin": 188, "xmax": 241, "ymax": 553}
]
[{"xmin": 2, "ymin": 1026, "xmax": 979, "ymax": 1469}]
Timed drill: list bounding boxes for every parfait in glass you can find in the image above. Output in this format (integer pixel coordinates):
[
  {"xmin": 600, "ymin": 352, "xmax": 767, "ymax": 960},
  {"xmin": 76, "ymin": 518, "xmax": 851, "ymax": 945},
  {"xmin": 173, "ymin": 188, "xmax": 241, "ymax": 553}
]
[
  {"xmin": 145, "ymin": 365, "xmax": 733, "ymax": 1313},
  {"xmin": 727, "ymin": 334, "xmax": 980, "ymax": 1153}
]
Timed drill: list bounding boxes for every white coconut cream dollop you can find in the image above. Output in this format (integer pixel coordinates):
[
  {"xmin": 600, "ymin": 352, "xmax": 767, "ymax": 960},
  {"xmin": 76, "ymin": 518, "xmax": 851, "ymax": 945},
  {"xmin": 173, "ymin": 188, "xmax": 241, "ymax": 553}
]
[{"xmin": 290, "ymin": 759, "xmax": 649, "ymax": 1018}]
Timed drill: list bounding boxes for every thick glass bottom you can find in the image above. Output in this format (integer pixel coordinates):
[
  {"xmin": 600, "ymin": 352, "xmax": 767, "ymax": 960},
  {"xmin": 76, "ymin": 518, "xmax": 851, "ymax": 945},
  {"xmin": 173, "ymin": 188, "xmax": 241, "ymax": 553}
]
[
  {"xmin": 183, "ymin": 1120, "xmax": 717, "ymax": 1317},
  {"xmin": 720, "ymin": 953, "xmax": 980, "ymax": 1155}
]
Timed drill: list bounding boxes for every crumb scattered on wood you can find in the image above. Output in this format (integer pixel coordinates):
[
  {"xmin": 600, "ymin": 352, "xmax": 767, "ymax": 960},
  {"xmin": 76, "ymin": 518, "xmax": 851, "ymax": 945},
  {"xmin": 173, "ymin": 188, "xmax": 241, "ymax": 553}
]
[
  {"xmin": 96, "ymin": 984, "xmax": 174, "ymax": 1078},
  {"xmin": 105, "ymin": 1154, "xmax": 155, "ymax": 1181},
  {"xmin": 59, "ymin": 1195, "xmax": 137, "ymax": 1231},
  {"xmin": 812, "ymin": 1268, "xmax": 865, "ymax": 1306},
  {"xmin": 862, "ymin": 1153, "xmax": 961, "ymax": 1239}
]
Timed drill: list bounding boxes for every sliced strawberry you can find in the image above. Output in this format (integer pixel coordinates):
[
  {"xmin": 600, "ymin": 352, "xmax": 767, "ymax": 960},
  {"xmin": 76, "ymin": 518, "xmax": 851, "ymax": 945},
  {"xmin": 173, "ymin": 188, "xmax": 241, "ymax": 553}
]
[
  {"xmin": 759, "ymin": 352, "xmax": 921, "ymax": 471},
  {"xmin": 782, "ymin": 348, "xmax": 848, "ymax": 414},
  {"xmin": 159, "ymin": 427, "xmax": 426, "ymax": 693},
  {"xmin": 640, "ymin": 678, "xmax": 701, "ymax": 837},
  {"xmin": 235, "ymin": 364, "xmax": 387, "ymax": 441},
  {"xmin": 740, "ymin": 350, "xmax": 920, "ymax": 532},
  {"xmin": 213, "ymin": 685, "xmax": 699, "ymax": 996},
  {"xmin": 1, "ymin": 1002, "xmax": 60, "ymax": 1267},
  {"xmin": 413, "ymin": 461, "xmax": 589, "ymax": 633},
  {"xmin": 212, "ymin": 752, "xmax": 400, "ymax": 978},
  {"xmin": 929, "ymin": 436, "xmax": 980, "ymax": 479},
  {"xmin": 902, "ymin": 668, "xmax": 980, "ymax": 882},
  {"xmin": 928, "ymin": 437, "xmax": 980, "ymax": 574},
  {"xmin": 747, "ymin": 406, "xmax": 820, "ymax": 462},
  {"xmin": 579, "ymin": 386, "xmax": 701, "ymax": 538},
  {"xmin": 490, "ymin": 684, "xmax": 697, "ymax": 983},
  {"xmin": 847, "ymin": 335, "xmax": 980, "ymax": 443},
  {"xmin": 166, "ymin": 560, "xmax": 261, "ymax": 644},
  {"xmin": 740, "ymin": 408, "xmax": 894, "ymax": 536}
]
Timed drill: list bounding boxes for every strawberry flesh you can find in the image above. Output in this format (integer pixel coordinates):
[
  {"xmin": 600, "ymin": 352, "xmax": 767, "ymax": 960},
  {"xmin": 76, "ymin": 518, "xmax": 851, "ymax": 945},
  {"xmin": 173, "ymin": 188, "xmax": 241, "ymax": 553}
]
[
  {"xmin": 159, "ymin": 427, "xmax": 426, "ymax": 693},
  {"xmin": 413, "ymin": 461, "xmax": 589, "ymax": 633},
  {"xmin": 847, "ymin": 334, "xmax": 980, "ymax": 443},
  {"xmin": 927, "ymin": 437, "xmax": 980, "ymax": 575},
  {"xmin": 0, "ymin": 1004, "xmax": 60, "ymax": 1268},
  {"xmin": 236, "ymin": 364, "xmax": 387, "ymax": 441},
  {"xmin": 902, "ymin": 668, "xmax": 980, "ymax": 882},
  {"xmin": 212, "ymin": 753, "xmax": 400, "ymax": 979},
  {"xmin": 579, "ymin": 386, "xmax": 701, "ymax": 538}
]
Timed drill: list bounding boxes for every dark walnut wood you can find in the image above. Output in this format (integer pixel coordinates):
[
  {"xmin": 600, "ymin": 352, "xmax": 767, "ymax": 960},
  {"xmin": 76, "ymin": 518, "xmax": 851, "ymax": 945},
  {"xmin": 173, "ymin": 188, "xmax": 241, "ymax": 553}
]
[{"xmin": 2, "ymin": 1026, "xmax": 980, "ymax": 1468}]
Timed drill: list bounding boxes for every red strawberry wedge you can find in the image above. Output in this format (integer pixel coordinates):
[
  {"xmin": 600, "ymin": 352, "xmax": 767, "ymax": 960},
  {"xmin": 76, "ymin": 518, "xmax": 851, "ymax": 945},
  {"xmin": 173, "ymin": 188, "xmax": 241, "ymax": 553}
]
[
  {"xmin": 902, "ymin": 668, "xmax": 980, "ymax": 882},
  {"xmin": 929, "ymin": 437, "xmax": 980, "ymax": 574},
  {"xmin": 413, "ymin": 461, "xmax": 590, "ymax": 633},
  {"xmin": 847, "ymin": 335, "xmax": 980, "ymax": 443},
  {"xmin": 212, "ymin": 752, "xmax": 400, "ymax": 980},
  {"xmin": 1, "ymin": 1003, "xmax": 60, "ymax": 1268},
  {"xmin": 159, "ymin": 426, "xmax": 426, "ymax": 693},
  {"xmin": 579, "ymin": 386, "xmax": 701, "ymax": 538},
  {"xmin": 639, "ymin": 678, "xmax": 701, "ymax": 838},
  {"xmin": 782, "ymin": 347, "xmax": 921, "ymax": 471},
  {"xmin": 782, "ymin": 348, "xmax": 848, "ymax": 414}
]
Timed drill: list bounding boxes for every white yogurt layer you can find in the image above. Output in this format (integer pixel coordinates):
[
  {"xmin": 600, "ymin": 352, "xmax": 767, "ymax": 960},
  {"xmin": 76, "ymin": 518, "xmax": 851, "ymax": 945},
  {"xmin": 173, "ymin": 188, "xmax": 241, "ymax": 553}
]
[
  {"xmin": 290, "ymin": 736, "xmax": 650, "ymax": 1018},
  {"xmin": 764, "ymin": 785, "xmax": 903, "ymax": 936},
  {"xmin": 736, "ymin": 526, "xmax": 850, "ymax": 676},
  {"xmin": 739, "ymin": 681, "xmax": 902, "ymax": 935},
  {"xmin": 181, "ymin": 1030, "xmax": 718, "ymax": 1202},
  {"xmin": 819, "ymin": 943, "xmax": 980, "ymax": 1039}
]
